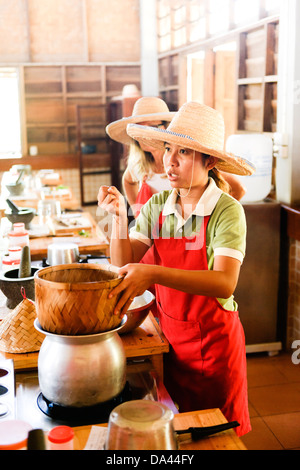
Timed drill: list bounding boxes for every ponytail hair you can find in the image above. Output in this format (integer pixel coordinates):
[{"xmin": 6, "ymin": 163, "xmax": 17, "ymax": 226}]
[
  {"xmin": 208, "ymin": 168, "xmax": 230, "ymax": 193},
  {"xmin": 202, "ymin": 153, "xmax": 230, "ymax": 193}
]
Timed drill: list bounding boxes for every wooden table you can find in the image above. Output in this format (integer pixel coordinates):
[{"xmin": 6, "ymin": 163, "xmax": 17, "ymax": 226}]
[
  {"xmin": 0, "ymin": 313, "xmax": 169, "ymax": 380},
  {"xmin": 28, "ymin": 211, "xmax": 110, "ymax": 259},
  {"xmin": 72, "ymin": 408, "xmax": 246, "ymax": 450},
  {"xmin": 4, "ymin": 188, "xmax": 80, "ymax": 212}
]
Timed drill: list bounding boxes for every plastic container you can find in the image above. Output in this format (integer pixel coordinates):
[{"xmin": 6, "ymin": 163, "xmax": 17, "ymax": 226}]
[
  {"xmin": 8, "ymin": 246, "xmax": 22, "ymax": 261},
  {"xmin": 2, "ymin": 251, "xmax": 21, "ymax": 272},
  {"xmin": 226, "ymin": 134, "xmax": 273, "ymax": 202},
  {"xmin": 48, "ymin": 425, "xmax": 74, "ymax": 450},
  {"xmin": 8, "ymin": 223, "xmax": 29, "ymax": 248},
  {"xmin": 0, "ymin": 420, "xmax": 32, "ymax": 450}
]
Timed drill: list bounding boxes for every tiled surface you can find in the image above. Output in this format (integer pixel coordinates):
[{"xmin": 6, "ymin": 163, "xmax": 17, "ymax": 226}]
[{"xmin": 241, "ymin": 352, "xmax": 300, "ymax": 450}]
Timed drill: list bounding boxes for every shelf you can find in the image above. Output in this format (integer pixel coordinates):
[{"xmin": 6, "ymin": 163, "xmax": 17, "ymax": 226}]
[
  {"xmin": 21, "ymin": 63, "xmax": 141, "ymax": 155},
  {"xmin": 237, "ymin": 19, "xmax": 279, "ymax": 133},
  {"xmin": 237, "ymin": 77, "xmax": 263, "ymax": 85}
]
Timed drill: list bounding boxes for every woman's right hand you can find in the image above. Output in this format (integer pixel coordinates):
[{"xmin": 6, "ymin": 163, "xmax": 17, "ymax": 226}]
[{"xmin": 97, "ymin": 186, "xmax": 127, "ymax": 220}]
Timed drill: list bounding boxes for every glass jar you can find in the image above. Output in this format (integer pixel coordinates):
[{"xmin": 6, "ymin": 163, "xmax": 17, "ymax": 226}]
[{"xmin": 8, "ymin": 223, "xmax": 29, "ymax": 248}]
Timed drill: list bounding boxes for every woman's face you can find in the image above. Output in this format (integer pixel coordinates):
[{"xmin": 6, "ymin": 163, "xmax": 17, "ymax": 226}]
[
  {"xmin": 138, "ymin": 120, "xmax": 165, "ymax": 153},
  {"xmin": 163, "ymin": 143, "xmax": 216, "ymax": 191}
]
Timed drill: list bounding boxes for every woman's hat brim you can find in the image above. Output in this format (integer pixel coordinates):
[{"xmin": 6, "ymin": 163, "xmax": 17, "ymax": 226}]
[
  {"xmin": 106, "ymin": 112, "xmax": 176, "ymax": 145},
  {"xmin": 127, "ymin": 123, "xmax": 256, "ymax": 176}
]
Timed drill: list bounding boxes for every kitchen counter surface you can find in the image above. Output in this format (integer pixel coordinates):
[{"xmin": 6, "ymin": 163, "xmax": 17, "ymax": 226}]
[
  {"xmin": 0, "ymin": 313, "xmax": 169, "ymax": 379},
  {"xmin": 28, "ymin": 211, "xmax": 110, "ymax": 259},
  {"xmin": 72, "ymin": 408, "xmax": 246, "ymax": 450}
]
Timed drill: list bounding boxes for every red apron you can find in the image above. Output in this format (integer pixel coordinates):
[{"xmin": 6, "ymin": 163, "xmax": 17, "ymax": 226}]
[
  {"xmin": 135, "ymin": 181, "xmax": 153, "ymax": 217},
  {"xmin": 153, "ymin": 212, "xmax": 251, "ymax": 436},
  {"xmin": 135, "ymin": 181, "xmax": 157, "ymax": 307}
]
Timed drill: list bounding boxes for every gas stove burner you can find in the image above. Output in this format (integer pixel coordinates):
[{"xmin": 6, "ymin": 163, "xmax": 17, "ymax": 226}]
[
  {"xmin": 37, "ymin": 382, "xmax": 132, "ymax": 426},
  {"xmin": 37, "ymin": 254, "xmax": 109, "ymax": 268}
]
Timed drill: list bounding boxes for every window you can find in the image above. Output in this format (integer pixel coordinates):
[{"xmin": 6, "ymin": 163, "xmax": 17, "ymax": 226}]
[
  {"xmin": 234, "ymin": 0, "xmax": 260, "ymax": 26},
  {"xmin": 208, "ymin": 0, "xmax": 230, "ymax": 35},
  {"xmin": 0, "ymin": 68, "xmax": 22, "ymax": 158}
]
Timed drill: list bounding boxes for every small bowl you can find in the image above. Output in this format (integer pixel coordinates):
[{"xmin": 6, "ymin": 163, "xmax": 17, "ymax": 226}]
[
  {"xmin": 6, "ymin": 182, "xmax": 25, "ymax": 196},
  {"xmin": 105, "ymin": 400, "xmax": 177, "ymax": 450},
  {"xmin": 47, "ymin": 242, "xmax": 79, "ymax": 266},
  {"xmin": 118, "ymin": 290, "xmax": 155, "ymax": 335},
  {"xmin": 5, "ymin": 208, "xmax": 35, "ymax": 229}
]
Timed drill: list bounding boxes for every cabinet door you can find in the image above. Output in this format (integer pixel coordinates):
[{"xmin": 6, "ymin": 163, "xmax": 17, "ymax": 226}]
[{"xmin": 215, "ymin": 50, "xmax": 237, "ymax": 140}]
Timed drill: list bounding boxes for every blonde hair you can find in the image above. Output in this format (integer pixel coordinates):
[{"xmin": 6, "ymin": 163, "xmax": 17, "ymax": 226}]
[
  {"xmin": 127, "ymin": 140, "xmax": 155, "ymax": 182},
  {"xmin": 127, "ymin": 120, "xmax": 169, "ymax": 182}
]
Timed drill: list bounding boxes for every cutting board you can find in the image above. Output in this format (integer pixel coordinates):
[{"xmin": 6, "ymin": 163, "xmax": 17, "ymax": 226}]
[{"xmin": 52, "ymin": 216, "xmax": 92, "ymax": 234}]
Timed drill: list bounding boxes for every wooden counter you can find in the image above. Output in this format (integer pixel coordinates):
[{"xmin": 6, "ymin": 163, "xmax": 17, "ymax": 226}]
[
  {"xmin": 72, "ymin": 408, "xmax": 246, "ymax": 450},
  {"xmin": 0, "ymin": 313, "xmax": 169, "ymax": 379},
  {"xmin": 28, "ymin": 211, "xmax": 110, "ymax": 259}
]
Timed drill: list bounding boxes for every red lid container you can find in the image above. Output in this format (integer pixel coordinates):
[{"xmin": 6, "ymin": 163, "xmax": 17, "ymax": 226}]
[{"xmin": 48, "ymin": 425, "xmax": 74, "ymax": 444}]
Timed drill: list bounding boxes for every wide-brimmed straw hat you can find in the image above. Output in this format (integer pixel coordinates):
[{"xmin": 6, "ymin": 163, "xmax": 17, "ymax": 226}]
[
  {"xmin": 106, "ymin": 96, "xmax": 176, "ymax": 145},
  {"xmin": 127, "ymin": 101, "xmax": 255, "ymax": 176}
]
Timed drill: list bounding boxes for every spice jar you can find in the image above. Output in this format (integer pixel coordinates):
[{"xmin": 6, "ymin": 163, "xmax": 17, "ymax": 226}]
[
  {"xmin": 0, "ymin": 420, "xmax": 32, "ymax": 450},
  {"xmin": 48, "ymin": 425, "xmax": 74, "ymax": 450},
  {"xmin": 1, "ymin": 246, "xmax": 22, "ymax": 272},
  {"xmin": 8, "ymin": 223, "xmax": 29, "ymax": 248}
]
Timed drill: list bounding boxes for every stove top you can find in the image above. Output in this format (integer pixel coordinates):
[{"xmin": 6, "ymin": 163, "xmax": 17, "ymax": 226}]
[
  {"xmin": 32, "ymin": 254, "xmax": 109, "ymax": 269},
  {"xmin": 36, "ymin": 382, "xmax": 132, "ymax": 427},
  {"xmin": 15, "ymin": 364, "xmax": 158, "ymax": 431}
]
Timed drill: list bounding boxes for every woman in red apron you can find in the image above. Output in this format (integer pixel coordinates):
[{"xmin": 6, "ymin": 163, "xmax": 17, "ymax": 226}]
[
  {"xmin": 153, "ymin": 212, "xmax": 250, "ymax": 436},
  {"xmin": 98, "ymin": 102, "xmax": 255, "ymax": 436}
]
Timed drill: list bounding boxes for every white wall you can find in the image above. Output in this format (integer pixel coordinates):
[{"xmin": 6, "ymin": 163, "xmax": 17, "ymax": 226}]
[
  {"xmin": 276, "ymin": 0, "xmax": 300, "ymax": 204},
  {"xmin": 139, "ymin": 0, "xmax": 159, "ymax": 97}
]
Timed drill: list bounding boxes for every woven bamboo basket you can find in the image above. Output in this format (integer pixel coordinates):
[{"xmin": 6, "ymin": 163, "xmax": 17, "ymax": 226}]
[
  {"xmin": 34, "ymin": 264, "xmax": 123, "ymax": 335},
  {"xmin": 0, "ymin": 298, "xmax": 45, "ymax": 353}
]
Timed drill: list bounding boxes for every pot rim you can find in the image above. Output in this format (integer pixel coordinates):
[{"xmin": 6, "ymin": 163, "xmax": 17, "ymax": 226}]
[{"xmin": 34, "ymin": 316, "xmax": 127, "ymax": 341}]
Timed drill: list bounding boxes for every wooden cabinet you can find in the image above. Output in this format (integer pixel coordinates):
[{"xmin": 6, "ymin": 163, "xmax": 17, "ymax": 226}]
[
  {"xmin": 76, "ymin": 104, "xmax": 111, "ymax": 206},
  {"xmin": 158, "ymin": 54, "xmax": 179, "ymax": 111},
  {"xmin": 22, "ymin": 64, "xmax": 141, "ymax": 156},
  {"xmin": 237, "ymin": 19, "xmax": 279, "ymax": 133}
]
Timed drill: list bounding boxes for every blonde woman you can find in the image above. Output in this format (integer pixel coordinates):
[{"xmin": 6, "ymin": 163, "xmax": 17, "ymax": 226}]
[{"xmin": 106, "ymin": 97, "xmax": 175, "ymax": 217}]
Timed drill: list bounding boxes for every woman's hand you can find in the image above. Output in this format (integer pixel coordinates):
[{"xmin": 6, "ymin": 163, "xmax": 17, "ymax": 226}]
[
  {"xmin": 109, "ymin": 263, "xmax": 156, "ymax": 317},
  {"xmin": 97, "ymin": 186, "xmax": 127, "ymax": 221}
]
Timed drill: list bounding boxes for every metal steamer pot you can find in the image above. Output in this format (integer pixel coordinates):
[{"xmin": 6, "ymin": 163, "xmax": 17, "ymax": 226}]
[
  {"xmin": 34, "ymin": 318, "xmax": 127, "ymax": 408},
  {"xmin": 46, "ymin": 242, "xmax": 108, "ymax": 265}
]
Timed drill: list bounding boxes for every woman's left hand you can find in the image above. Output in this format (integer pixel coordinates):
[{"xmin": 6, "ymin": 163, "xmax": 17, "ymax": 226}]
[{"xmin": 109, "ymin": 263, "xmax": 155, "ymax": 317}]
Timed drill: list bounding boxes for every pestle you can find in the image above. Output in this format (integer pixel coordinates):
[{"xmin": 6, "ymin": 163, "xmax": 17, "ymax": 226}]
[
  {"xmin": 6, "ymin": 199, "xmax": 20, "ymax": 214},
  {"xmin": 15, "ymin": 169, "xmax": 24, "ymax": 184},
  {"xmin": 18, "ymin": 245, "xmax": 32, "ymax": 278}
]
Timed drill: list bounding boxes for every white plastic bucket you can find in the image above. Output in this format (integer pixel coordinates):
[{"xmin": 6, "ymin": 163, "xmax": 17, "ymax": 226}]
[{"xmin": 226, "ymin": 134, "xmax": 273, "ymax": 202}]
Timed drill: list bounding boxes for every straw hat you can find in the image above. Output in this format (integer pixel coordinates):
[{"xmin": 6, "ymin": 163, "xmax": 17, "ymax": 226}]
[
  {"xmin": 106, "ymin": 96, "xmax": 176, "ymax": 145},
  {"xmin": 122, "ymin": 84, "xmax": 140, "ymax": 97},
  {"xmin": 127, "ymin": 101, "xmax": 256, "ymax": 176}
]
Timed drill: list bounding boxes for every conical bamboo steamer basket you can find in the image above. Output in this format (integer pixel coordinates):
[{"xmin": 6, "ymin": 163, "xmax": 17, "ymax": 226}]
[{"xmin": 34, "ymin": 264, "xmax": 123, "ymax": 335}]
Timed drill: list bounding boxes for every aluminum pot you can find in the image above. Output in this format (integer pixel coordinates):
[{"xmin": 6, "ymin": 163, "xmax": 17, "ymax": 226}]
[
  {"xmin": 47, "ymin": 242, "xmax": 79, "ymax": 265},
  {"xmin": 34, "ymin": 318, "xmax": 127, "ymax": 407}
]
